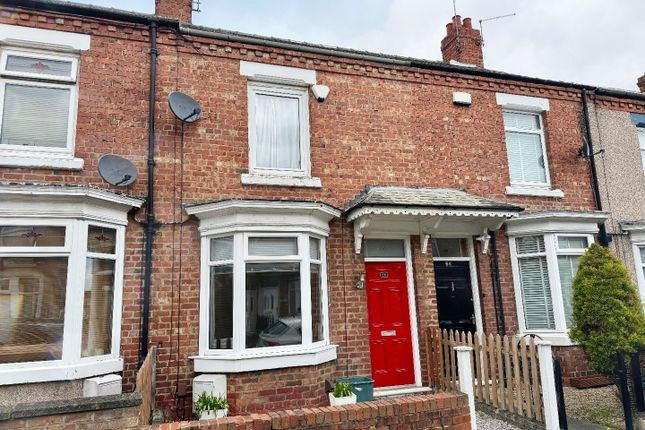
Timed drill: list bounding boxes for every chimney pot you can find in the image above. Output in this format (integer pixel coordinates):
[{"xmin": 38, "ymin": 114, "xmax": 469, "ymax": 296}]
[
  {"xmin": 638, "ymin": 74, "xmax": 645, "ymax": 93},
  {"xmin": 155, "ymin": 0, "xmax": 192, "ymax": 23},
  {"xmin": 441, "ymin": 15, "xmax": 484, "ymax": 68}
]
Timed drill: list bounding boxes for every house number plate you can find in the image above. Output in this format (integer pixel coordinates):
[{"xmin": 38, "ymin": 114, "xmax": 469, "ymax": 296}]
[
  {"xmin": 380, "ymin": 272, "xmax": 388, "ymax": 278},
  {"xmin": 381, "ymin": 330, "xmax": 396, "ymax": 337}
]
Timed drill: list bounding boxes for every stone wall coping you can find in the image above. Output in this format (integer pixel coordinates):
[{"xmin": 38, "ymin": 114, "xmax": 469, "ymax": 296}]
[{"xmin": 0, "ymin": 392, "xmax": 142, "ymax": 421}]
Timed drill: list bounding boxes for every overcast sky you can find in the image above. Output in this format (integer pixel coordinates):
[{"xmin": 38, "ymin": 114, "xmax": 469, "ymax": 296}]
[{"xmin": 72, "ymin": 0, "xmax": 644, "ymax": 91}]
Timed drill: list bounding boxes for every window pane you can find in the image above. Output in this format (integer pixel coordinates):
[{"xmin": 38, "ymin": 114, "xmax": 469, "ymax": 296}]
[
  {"xmin": 0, "ymin": 257, "xmax": 67, "ymax": 363},
  {"xmin": 245, "ymin": 262, "xmax": 301, "ymax": 348},
  {"xmin": 209, "ymin": 265, "xmax": 233, "ymax": 349},
  {"xmin": 516, "ymin": 236, "xmax": 545, "ymax": 255},
  {"xmin": 6, "ymin": 55, "xmax": 73, "ymax": 78},
  {"xmin": 432, "ymin": 238, "xmax": 468, "ymax": 258},
  {"xmin": 557, "ymin": 255, "xmax": 580, "ymax": 328},
  {"xmin": 2, "ymin": 84, "xmax": 71, "ymax": 148},
  {"xmin": 503, "ymin": 112, "xmax": 540, "ymax": 130},
  {"xmin": 505, "ymin": 132, "xmax": 547, "ymax": 183},
  {"xmin": 254, "ymin": 93, "xmax": 301, "ymax": 169},
  {"xmin": 640, "ymin": 246, "xmax": 645, "ymax": 263},
  {"xmin": 518, "ymin": 255, "xmax": 555, "ymax": 330},
  {"xmin": 0, "ymin": 226, "xmax": 65, "ymax": 247},
  {"xmin": 364, "ymin": 239, "xmax": 405, "ymax": 258},
  {"xmin": 210, "ymin": 236, "xmax": 233, "ymax": 262},
  {"xmin": 639, "ymin": 131, "xmax": 645, "ymax": 173},
  {"xmin": 311, "ymin": 263, "xmax": 323, "ymax": 343},
  {"xmin": 248, "ymin": 237, "xmax": 298, "ymax": 256},
  {"xmin": 309, "ymin": 237, "xmax": 320, "ymax": 260},
  {"xmin": 87, "ymin": 226, "xmax": 116, "ymax": 254},
  {"xmin": 81, "ymin": 258, "xmax": 115, "ymax": 357},
  {"xmin": 557, "ymin": 236, "xmax": 588, "ymax": 250}
]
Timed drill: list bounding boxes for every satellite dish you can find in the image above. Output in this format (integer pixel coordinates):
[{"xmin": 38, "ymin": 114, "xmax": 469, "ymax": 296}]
[
  {"xmin": 98, "ymin": 155, "xmax": 138, "ymax": 187},
  {"xmin": 168, "ymin": 91, "xmax": 202, "ymax": 123}
]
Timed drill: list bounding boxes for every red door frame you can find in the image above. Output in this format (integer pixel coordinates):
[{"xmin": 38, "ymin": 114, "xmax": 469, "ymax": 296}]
[{"xmin": 365, "ymin": 261, "xmax": 416, "ymax": 388}]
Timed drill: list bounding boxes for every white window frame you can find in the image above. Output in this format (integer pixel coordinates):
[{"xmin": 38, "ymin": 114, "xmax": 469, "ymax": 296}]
[
  {"xmin": 638, "ymin": 130, "xmax": 645, "ymax": 176},
  {"xmin": 503, "ymin": 109, "xmax": 551, "ymax": 188},
  {"xmin": 626, "ymin": 227, "xmax": 645, "ymax": 308},
  {"xmin": 0, "ymin": 218, "xmax": 125, "ymax": 385},
  {"xmin": 509, "ymin": 232, "xmax": 593, "ymax": 346},
  {"xmin": 240, "ymin": 60, "xmax": 321, "ymax": 188},
  {"xmin": 0, "ymin": 26, "xmax": 89, "ymax": 170}
]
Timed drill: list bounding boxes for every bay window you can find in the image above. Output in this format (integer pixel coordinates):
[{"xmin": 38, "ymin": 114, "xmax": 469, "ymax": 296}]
[
  {"xmin": 187, "ymin": 199, "xmax": 339, "ymax": 373},
  {"xmin": 0, "ymin": 184, "xmax": 142, "ymax": 385}
]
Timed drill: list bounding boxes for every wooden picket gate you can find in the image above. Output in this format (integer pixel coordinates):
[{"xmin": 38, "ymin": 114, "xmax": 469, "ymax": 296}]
[{"xmin": 425, "ymin": 328, "xmax": 545, "ymax": 423}]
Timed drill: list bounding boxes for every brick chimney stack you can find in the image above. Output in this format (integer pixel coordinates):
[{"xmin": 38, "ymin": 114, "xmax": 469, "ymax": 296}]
[
  {"xmin": 155, "ymin": 0, "xmax": 192, "ymax": 23},
  {"xmin": 638, "ymin": 74, "xmax": 645, "ymax": 93},
  {"xmin": 441, "ymin": 15, "xmax": 484, "ymax": 68}
]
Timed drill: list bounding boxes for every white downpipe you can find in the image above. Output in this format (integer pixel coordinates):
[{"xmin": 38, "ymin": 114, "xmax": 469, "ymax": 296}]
[
  {"xmin": 536, "ymin": 341, "xmax": 560, "ymax": 430},
  {"xmin": 455, "ymin": 346, "xmax": 477, "ymax": 430}
]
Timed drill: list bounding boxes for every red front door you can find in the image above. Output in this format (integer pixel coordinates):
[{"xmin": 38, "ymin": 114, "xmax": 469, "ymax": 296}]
[{"xmin": 365, "ymin": 262, "xmax": 415, "ymax": 388}]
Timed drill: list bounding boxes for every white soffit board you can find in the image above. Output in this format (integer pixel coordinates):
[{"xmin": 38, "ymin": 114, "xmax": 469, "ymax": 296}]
[
  {"xmin": 240, "ymin": 60, "xmax": 316, "ymax": 86},
  {"xmin": 0, "ymin": 23, "xmax": 91, "ymax": 52},
  {"xmin": 496, "ymin": 92, "xmax": 550, "ymax": 112}
]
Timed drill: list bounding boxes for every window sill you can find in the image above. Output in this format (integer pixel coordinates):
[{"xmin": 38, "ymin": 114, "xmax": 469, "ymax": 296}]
[
  {"xmin": 191, "ymin": 344, "xmax": 337, "ymax": 373},
  {"xmin": 241, "ymin": 173, "xmax": 322, "ymax": 188},
  {"xmin": 0, "ymin": 152, "xmax": 84, "ymax": 170},
  {"xmin": 516, "ymin": 332, "xmax": 575, "ymax": 347},
  {"xmin": 0, "ymin": 357, "xmax": 123, "ymax": 386},
  {"xmin": 505, "ymin": 186, "xmax": 564, "ymax": 198}
]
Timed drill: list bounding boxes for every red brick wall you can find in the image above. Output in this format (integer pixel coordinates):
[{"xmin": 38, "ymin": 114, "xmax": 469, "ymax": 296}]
[
  {"xmin": 553, "ymin": 345, "xmax": 602, "ymax": 385},
  {"xmin": 145, "ymin": 393, "xmax": 471, "ymax": 430},
  {"xmin": 3, "ymin": 2, "xmax": 638, "ymax": 417}
]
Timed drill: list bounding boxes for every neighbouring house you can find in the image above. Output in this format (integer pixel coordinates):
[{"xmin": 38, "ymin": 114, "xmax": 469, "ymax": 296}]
[
  {"xmin": 1, "ymin": 0, "xmax": 644, "ymax": 421},
  {"xmin": 588, "ymin": 77, "xmax": 645, "ymax": 312}
]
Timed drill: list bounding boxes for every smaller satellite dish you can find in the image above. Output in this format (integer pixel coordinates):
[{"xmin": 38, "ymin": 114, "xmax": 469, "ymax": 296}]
[
  {"xmin": 98, "ymin": 155, "xmax": 138, "ymax": 187},
  {"xmin": 168, "ymin": 91, "xmax": 202, "ymax": 123}
]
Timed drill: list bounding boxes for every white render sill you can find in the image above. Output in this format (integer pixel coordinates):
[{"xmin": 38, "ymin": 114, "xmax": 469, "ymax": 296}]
[
  {"xmin": 0, "ymin": 153, "xmax": 84, "ymax": 170},
  {"xmin": 374, "ymin": 386, "xmax": 432, "ymax": 398},
  {"xmin": 192, "ymin": 344, "xmax": 337, "ymax": 373},
  {"xmin": 505, "ymin": 186, "xmax": 564, "ymax": 198},
  {"xmin": 241, "ymin": 173, "xmax": 322, "ymax": 188},
  {"xmin": 0, "ymin": 357, "xmax": 123, "ymax": 386},
  {"xmin": 516, "ymin": 333, "xmax": 575, "ymax": 347}
]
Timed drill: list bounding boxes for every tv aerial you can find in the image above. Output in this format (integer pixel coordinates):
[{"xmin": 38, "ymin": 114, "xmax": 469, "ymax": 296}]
[
  {"xmin": 168, "ymin": 91, "xmax": 202, "ymax": 123},
  {"xmin": 98, "ymin": 154, "xmax": 138, "ymax": 186}
]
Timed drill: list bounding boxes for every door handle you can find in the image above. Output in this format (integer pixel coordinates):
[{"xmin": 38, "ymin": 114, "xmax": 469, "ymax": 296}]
[{"xmin": 450, "ymin": 282, "xmax": 455, "ymax": 293}]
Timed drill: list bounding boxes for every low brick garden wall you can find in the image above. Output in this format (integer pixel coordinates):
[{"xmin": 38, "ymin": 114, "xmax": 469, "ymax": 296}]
[
  {"xmin": 0, "ymin": 393, "xmax": 142, "ymax": 430},
  {"xmin": 144, "ymin": 392, "xmax": 470, "ymax": 430}
]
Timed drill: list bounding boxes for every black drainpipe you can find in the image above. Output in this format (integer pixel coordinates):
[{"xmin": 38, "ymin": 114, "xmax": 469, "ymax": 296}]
[
  {"xmin": 581, "ymin": 87, "xmax": 609, "ymax": 246},
  {"xmin": 489, "ymin": 233, "xmax": 506, "ymax": 335},
  {"xmin": 140, "ymin": 21, "xmax": 158, "ymax": 366}
]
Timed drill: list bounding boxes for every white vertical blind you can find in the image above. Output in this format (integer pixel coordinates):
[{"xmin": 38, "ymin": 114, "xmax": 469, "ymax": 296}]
[
  {"xmin": 1, "ymin": 84, "xmax": 70, "ymax": 148},
  {"xmin": 248, "ymin": 237, "xmax": 298, "ymax": 256},
  {"xmin": 503, "ymin": 112, "xmax": 547, "ymax": 184},
  {"xmin": 516, "ymin": 236, "xmax": 555, "ymax": 330},
  {"xmin": 557, "ymin": 255, "xmax": 580, "ymax": 327},
  {"xmin": 254, "ymin": 93, "xmax": 301, "ymax": 169}
]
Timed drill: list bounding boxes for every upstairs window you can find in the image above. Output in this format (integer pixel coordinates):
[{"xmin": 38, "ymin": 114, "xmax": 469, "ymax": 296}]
[
  {"xmin": 0, "ymin": 50, "xmax": 79, "ymax": 154},
  {"xmin": 639, "ymin": 130, "xmax": 645, "ymax": 174},
  {"xmin": 248, "ymin": 82, "xmax": 309, "ymax": 176},
  {"xmin": 503, "ymin": 111, "xmax": 549, "ymax": 186}
]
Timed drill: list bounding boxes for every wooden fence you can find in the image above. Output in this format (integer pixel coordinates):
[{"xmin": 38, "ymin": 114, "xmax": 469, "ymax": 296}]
[
  {"xmin": 425, "ymin": 328, "xmax": 544, "ymax": 423},
  {"xmin": 135, "ymin": 346, "xmax": 157, "ymax": 425}
]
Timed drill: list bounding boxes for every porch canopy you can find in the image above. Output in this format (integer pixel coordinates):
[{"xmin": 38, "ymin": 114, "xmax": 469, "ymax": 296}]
[{"xmin": 344, "ymin": 186, "xmax": 523, "ymax": 254}]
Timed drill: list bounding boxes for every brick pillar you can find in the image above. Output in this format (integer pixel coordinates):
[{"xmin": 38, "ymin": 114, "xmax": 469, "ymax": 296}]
[
  {"xmin": 440, "ymin": 16, "xmax": 484, "ymax": 68},
  {"xmin": 155, "ymin": 0, "xmax": 193, "ymax": 23}
]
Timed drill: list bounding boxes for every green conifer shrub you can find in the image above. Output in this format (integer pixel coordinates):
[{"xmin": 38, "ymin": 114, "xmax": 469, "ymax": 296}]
[{"xmin": 569, "ymin": 244, "xmax": 645, "ymax": 374}]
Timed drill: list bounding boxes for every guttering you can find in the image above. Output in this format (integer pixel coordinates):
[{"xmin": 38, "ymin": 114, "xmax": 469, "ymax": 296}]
[{"xmin": 581, "ymin": 87, "xmax": 609, "ymax": 246}]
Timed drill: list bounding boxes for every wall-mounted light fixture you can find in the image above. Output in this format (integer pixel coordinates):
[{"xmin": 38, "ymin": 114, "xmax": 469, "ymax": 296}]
[{"xmin": 356, "ymin": 272, "xmax": 366, "ymax": 289}]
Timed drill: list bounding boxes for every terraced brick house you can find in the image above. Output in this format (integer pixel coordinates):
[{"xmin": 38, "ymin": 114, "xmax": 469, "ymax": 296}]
[{"xmin": 0, "ymin": 0, "xmax": 644, "ymax": 419}]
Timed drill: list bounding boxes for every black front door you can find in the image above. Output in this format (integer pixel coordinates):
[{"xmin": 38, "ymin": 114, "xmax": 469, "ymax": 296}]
[{"xmin": 434, "ymin": 261, "xmax": 476, "ymax": 333}]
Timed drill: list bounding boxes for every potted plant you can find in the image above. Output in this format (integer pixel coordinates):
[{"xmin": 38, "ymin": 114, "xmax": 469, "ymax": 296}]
[
  {"xmin": 328, "ymin": 381, "xmax": 356, "ymax": 406},
  {"xmin": 195, "ymin": 392, "xmax": 229, "ymax": 420}
]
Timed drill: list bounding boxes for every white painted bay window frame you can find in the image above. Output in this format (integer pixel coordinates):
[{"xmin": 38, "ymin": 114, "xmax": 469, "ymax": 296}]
[
  {"xmin": 623, "ymin": 225, "xmax": 645, "ymax": 307},
  {"xmin": 506, "ymin": 212, "xmax": 606, "ymax": 346},
  {"xmin": 0, "ymin": 185, "xmax": 142, "ymax": 385},
  {"xmin": 188, "ymin": 200, "xmax": 339, "ymax": 373},
  {"xmin": 0, "ymin": 24, "xmax": 90, "ymax": 170}
]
